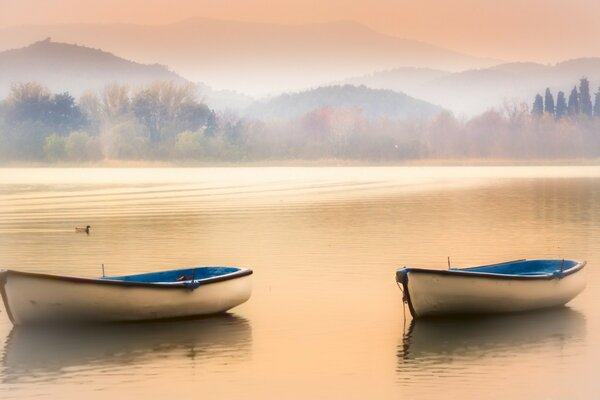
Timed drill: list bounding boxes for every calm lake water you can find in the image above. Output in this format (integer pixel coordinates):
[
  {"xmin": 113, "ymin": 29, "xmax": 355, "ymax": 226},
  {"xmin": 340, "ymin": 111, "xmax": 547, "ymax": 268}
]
[{"xmin": 1, "ymin": 166, "xmax": 600, "ymax": 399}]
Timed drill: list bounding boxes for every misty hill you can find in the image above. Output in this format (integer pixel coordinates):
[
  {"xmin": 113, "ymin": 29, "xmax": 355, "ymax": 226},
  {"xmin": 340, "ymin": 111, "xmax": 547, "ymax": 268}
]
[
  {"xmin": 0, "ymin": 39, "xmax": 186, "ymax": 97},
  {"xmin": 425, "ymin": 59, "xmax": 600, "ymax": 115},
  {"xmin": 336, "ymin": 67, "xmax": 451, "ymax": 96},
  {"xmin": 196, "ymin": 82, "xmax": 255, "ymax": 111},
  {"xmin": 247, "ymin": 85, "xmax": 442, "ymax": 120},
  {"xmin": 341, "ymin": 59, "xmax": 600, "ymax": 115},
  {"xmin": 0, "ymin": 18, "xmax": 498, "ymax": 96}
]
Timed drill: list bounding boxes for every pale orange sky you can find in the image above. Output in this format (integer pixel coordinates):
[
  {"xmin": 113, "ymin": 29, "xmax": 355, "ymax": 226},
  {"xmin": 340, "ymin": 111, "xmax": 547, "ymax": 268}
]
[{"xmin": 2, "ymin": 0, "xmax": 600, "ymax": 62}]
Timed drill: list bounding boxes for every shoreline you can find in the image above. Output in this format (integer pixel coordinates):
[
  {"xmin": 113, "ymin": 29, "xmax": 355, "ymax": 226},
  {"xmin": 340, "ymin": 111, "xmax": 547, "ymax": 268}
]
[{"xmin": 2, "ymin": 158, "xmax": 600, "ymax": 168}]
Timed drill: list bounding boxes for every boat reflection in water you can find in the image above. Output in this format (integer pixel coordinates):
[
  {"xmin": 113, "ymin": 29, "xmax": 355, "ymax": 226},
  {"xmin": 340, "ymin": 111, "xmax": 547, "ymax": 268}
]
[
  {"xmin": 398, "ymin": 307, "xmax": 586, "ymax": 365},
  {"xmin": 2, "ymin": 314, "xmax": 251, "ymax": 383}
]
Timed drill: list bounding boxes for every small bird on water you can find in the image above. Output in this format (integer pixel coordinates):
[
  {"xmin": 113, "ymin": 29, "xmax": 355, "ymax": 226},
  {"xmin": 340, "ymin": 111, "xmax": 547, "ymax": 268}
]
[{"xmin": 75, "ymin": 225, "xmax": 91, "ymax": 234}]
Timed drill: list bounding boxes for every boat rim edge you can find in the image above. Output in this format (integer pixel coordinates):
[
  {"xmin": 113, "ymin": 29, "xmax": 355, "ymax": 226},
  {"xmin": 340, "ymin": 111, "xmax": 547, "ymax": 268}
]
[{"xmin": 0, "ymin": 267, "xmax": 253, "ymax": 290}]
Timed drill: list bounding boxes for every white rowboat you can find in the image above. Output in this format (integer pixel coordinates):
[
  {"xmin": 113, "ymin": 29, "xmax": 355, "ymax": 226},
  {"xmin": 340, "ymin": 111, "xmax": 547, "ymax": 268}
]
[
  {"xmin": 396, "ymin": 259, "xmax": 586, "ymax": 318},
  {"xmin": 0, "ymin": 266, "xmax": 252, "ymax": 325}
]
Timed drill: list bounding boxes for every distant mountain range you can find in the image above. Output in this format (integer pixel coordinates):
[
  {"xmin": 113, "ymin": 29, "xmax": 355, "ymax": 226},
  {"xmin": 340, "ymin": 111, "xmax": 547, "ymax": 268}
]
[
  {"xmin": 3, "ymin": 38, "xmax": 600, "ymax": 118},
  {"xmin": 338, "ymin": 67, "xmax": 450, "ymax": 100},
  {"xmin": 339, "ymin": 60, "xmax": 600, "ymax": 115},
  {"xmin": 0, "ymin": 39, "xmax": 185, "ymax": 97},
  {"xmin": 0, "ymin": 18, "xmax": 498, "ymax": 95},
  {"xmin": 0, "ymin": 39, "xmax": 254, "ymax": 109},
  {"xmin": 0, "ymin": 40, "xmax": 442, "ymax": 120},
  {"xmin": 246, "ymin": 85, "xmax": 442, "ymax": 120}
]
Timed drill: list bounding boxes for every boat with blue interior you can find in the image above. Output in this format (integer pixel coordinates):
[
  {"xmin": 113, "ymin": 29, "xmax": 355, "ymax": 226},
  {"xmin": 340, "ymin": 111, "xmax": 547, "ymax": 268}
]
[
  {"xmin": 396, "ymin": 259, "xmax": 586, "ymax": 318},
  {"xmin": 0, "ymin": 266, "xmax": 252, "ymax": 325}
]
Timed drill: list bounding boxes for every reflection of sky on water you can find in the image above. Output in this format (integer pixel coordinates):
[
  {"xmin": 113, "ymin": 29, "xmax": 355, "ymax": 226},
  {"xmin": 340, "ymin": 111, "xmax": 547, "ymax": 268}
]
[
  {"xmin": 2, "ymin": 315, "xmax": 251, "ymax": 384},
  {"xmin": 1, "ymin": 167, "xmax": 600, "ymax": 399}
]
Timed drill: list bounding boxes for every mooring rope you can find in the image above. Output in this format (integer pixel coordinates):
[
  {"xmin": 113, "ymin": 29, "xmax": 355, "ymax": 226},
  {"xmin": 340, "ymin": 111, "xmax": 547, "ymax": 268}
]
[{"xmin": 396, "ymin": 281, "xmax": 407, "ymax": 327}]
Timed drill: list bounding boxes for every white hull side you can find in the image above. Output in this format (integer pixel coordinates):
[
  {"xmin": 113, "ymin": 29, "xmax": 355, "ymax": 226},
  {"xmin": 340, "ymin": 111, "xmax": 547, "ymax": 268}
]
[
  {"xmin": 1, "ymin": 272, "xmax": 252, "ymax": 325},
  {"xmin": 406, "ymin": 269, "xmax": 586, "ymax": 317}
]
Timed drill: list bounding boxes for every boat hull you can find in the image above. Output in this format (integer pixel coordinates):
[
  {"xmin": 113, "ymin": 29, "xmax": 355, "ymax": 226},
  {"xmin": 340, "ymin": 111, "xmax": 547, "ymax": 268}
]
[
  {"xmin": 397, "ymin": 262, "xmax": 586, "ymax": 318},
  {"xmin": 0, "ymin": 269, "xmax": 252, "ymax": 325}
]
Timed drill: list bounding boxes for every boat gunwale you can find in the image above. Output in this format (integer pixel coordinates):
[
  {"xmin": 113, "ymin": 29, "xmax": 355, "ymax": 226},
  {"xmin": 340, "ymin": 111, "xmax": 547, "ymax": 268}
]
[
  {"xmin": 398, "ymin": 260, "xmax": 586, "ymax": 281},
  {"xmin": 0, "ymin": 267, "xmax": 253, "ymax": 290}
]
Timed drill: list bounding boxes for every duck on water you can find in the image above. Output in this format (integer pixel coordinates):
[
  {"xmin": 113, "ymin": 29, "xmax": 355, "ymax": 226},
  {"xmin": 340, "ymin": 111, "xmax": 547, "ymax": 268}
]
[{"xmin": 75, "ymin": 225, "xmax": 90, "ymax": 234}]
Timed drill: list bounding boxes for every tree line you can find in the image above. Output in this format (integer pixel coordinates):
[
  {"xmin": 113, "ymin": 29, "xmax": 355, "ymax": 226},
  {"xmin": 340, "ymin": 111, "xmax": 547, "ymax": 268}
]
[
  {"xmin": 2, "ymin": 80, "xmax": 600, "ymax": 163},
  {"xmin": 532, "ymin": 78, "xmax": 600, "ymax": 119}
]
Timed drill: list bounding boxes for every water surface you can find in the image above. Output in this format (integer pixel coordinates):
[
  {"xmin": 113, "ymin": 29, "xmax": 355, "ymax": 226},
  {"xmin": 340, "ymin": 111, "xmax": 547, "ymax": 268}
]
[{"xmin": 0, "ymin": 167, "xmax": 599, "ymax": 399}]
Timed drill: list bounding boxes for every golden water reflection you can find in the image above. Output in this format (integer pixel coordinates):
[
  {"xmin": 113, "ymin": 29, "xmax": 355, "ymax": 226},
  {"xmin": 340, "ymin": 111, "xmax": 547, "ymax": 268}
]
[
  {"xmin": 2, "ymin": 315, "xmax": 251, "ymax": 384},
  {"xmin": 1, "ymin": 167, "xmax": 600, "ymax": 399}
]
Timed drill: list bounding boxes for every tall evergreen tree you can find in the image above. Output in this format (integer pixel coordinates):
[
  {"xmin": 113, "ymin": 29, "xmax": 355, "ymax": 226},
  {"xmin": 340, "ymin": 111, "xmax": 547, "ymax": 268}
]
[
  {"xmin": 567, "ymin": 86, "xmax": 580, "ymax": 116},
  {"xmin": 532, "ymin": 94, "xmax": 544, "ymax": 116},
  {"xmin": 594, "ymin": 87, "xmax": 600, "ymax": 118},
  {"xmin": 555, "ymin": 91, "xmax": 567, "ymax": 119},
  {"xmin": 544, "ymin": 88, "xmax": 555, "ymax": 114},
  {"xmin": 579, "ymin": 77, "xmax": 593, "ymax": 117},
  {"xmin": 594, "ymin": 88, "xmax": 600, "ymax": 118}
]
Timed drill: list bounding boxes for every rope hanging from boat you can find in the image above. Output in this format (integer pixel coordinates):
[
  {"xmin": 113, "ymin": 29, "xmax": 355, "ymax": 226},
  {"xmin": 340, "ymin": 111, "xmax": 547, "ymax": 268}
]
[
  {"xmin": 396, "ymin": 280, "xmax": 408, "ymax": 326},
  {"xmin": 396, "ymin": 281, "xmax": 407, "ymax": 303}
]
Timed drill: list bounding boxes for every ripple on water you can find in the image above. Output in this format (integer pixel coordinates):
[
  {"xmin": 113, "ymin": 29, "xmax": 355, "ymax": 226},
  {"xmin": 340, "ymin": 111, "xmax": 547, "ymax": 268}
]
[{"xmin": 1, "ymin": 167, "xmax": 600, "ymax": 399}]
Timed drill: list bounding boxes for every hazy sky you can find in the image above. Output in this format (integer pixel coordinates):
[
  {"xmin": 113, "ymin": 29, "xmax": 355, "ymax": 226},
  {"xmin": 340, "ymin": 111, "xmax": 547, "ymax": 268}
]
[{"xmin": 2, "ymin": 0, "xmax": 599, "ymax": 62}]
